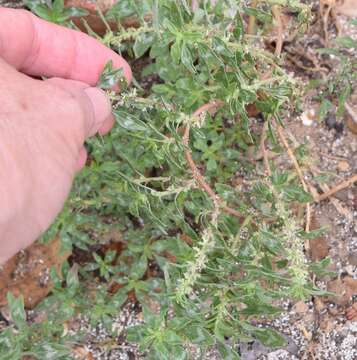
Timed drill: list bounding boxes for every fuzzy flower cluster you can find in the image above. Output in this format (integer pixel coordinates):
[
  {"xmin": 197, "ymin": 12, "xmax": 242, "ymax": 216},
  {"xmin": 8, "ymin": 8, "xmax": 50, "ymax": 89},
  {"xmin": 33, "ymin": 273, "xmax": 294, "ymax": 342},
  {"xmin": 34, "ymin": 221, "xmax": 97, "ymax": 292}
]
[
  {"xmin": 275, "ymin": 200, "xmax": 309, "ymax": 298},
  {"xmin": 176, "ymin": 210, "xmax": 219, "ymax": 301}
]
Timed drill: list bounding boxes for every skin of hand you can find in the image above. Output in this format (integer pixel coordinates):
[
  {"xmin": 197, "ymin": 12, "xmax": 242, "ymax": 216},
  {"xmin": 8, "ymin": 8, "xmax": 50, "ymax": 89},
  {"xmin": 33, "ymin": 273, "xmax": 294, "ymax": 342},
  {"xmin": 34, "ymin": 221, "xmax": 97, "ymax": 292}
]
[{"xmin": 0, "ymin": 8, "xmax": 132, "ymax": 264}]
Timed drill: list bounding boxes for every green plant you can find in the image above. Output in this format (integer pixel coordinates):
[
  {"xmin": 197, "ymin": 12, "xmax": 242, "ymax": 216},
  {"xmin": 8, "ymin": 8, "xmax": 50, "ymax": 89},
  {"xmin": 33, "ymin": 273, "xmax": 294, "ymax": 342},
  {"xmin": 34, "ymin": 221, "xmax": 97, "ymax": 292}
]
[
  {"xmin": 315, "ymin": 20, "xmax": 357, "ymax": 120},
  {"xmin": 2, "ymin": 1, "xmax": 332, "ymax": 359},
  {"xmin": 84, "ymin": 250, "xmax": 119, "ymax": 281},
  {"xmin": 25, "ymin": 0, "xmax": 88, "ymax": 25}
]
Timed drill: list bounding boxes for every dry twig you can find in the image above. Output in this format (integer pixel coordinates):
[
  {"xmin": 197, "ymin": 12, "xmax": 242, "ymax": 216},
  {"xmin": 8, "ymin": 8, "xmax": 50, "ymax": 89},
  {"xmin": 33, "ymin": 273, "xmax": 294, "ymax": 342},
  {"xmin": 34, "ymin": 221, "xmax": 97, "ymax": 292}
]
[
  {"xmin": 310, "ymin": 166, "xmax": 353, "ymax": 221},
  {"xmin": 345, "ymin": 102, "xmax": 357, "ymax": 125},
  {"xmin": 320, "ymin": 0, "xmax": 342, "ymax": 46},
  {"xmin": 319, "ymin": 0, "xmax": 342, "ymax": 44},
  {"xmin": 320, "ymin": 0, "xmax": 334, "ymax": 45},
  {"xmin": 272, "ymin": 5, "xmax": 283, "ymax": 57},
  {"xmin": 247, "ymin": 0, "xmax": 258, "ymax": 35},
  {"xmin": 317, "ymin": 174, "xmax": 357, "ymax": 201},
  {"xmin": 276, "ymin": 124, "xmax": 308, "ymax": 191},
  {"xmin": 330, "ymin": 6, "xmax": 342, "ymax": 36},
  {"xmin": 284, "ymin": 46, "xmax": 329, "ymax": 75},
  {"xmin": 286, "ymin": 53, "xmax": 326, "ymax": 74},
  {"xmin": 319, "ymin": 151, "xmax": 347, "ymax": 161}
]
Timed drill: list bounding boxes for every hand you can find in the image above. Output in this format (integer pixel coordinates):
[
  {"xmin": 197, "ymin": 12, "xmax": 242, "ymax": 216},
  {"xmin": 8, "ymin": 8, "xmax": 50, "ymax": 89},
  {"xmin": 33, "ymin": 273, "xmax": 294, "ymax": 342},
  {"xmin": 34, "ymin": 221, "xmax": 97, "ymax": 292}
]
[{"xmin": 0, "ymin": 8, "xmax": 131, "ymax": 264}]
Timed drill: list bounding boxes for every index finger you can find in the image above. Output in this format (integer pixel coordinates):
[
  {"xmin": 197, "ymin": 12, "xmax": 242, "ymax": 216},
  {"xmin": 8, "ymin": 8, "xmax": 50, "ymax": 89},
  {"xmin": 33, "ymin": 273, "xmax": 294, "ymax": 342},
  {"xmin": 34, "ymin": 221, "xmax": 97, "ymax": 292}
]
[{"xmin": 0, "ymin": 8, "xmax": 132, "ymax": 86}]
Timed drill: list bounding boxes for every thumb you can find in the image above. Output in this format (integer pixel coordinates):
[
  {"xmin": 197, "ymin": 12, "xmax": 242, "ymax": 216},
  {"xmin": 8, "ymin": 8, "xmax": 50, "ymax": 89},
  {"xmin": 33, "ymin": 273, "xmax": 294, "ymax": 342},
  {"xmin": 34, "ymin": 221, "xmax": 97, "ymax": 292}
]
[{"xmin": 45, "ymin": 78, "xmax": 114, "ymax": 138}]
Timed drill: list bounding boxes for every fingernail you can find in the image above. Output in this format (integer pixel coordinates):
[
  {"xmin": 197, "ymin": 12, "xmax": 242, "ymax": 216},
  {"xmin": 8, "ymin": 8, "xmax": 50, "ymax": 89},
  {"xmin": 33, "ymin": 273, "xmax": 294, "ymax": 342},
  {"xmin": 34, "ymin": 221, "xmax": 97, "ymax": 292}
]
[{"xmin": 84, "ymin": 87, "xmax": 112, "ymax": 136}]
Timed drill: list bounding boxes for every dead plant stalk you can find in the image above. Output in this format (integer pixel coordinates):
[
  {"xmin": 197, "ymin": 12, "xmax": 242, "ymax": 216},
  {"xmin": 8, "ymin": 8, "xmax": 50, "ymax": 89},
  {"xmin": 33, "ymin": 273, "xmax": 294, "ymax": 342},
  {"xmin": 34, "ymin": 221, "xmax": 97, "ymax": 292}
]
[{"xmin": 317, "ymin": 174, "xmax": 357, "ymax": 201}]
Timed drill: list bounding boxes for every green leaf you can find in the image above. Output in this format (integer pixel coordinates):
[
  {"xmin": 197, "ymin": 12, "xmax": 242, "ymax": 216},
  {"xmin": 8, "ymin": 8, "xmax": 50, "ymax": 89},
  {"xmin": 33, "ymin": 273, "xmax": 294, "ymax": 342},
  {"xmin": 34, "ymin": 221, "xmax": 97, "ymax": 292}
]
[
  {"xmin": 260, "ymin": 230, "xmax": 282, "ymax": 255},
  {"xmin": 0, "ymin": 328, "xmax": 21, "ymax": 359},
  {"xmin": 309, "ymin": 258, "xmax": 334, "ymax": 277},
  {"xmin": 6, "ymin": 293, "xmax": 27, "ymax": 330},
  {"xmin": 298, "ymin": 226, "xmax": 328, "ymax": 239},
  {"xmin": 93, "ymin": 252, "xmax": 103, "ymax": 264},
  {"xmin": 276, "ymin": 259, "xmax": 288, "ymax": 269},
  {"xmin": 52, "ymin": 0, "xmax": 64, "ymax": 13},
  {"xmin": 63, "ymin": 7, "xmax": 89, "ymax": 18},
  {"xmin": 270, "ymin": 171, "xmax": 288, "ymax": 187},
  {"xmin": 110, "ymin": 288, "xmax": 128, "ymax": 308},
  {"xmin": 28, "ymin": 4, "xmax": 52, "ymax": 20},
  {"xmin": 98, "ymin": 60, "xmax": 125, "ymax": 89},
  {"xmin": 165, "ymin": 330, "xmax": 182, "ymax": 344},
  {"xmin": 114, "ymin": 110, "xmax": 148, "ymax": 132},
  {"xmin": 171, "ymin": 40, "xmax": 182, "ymax": 64},
  {"xmin": 183, "ymin": 326, "xmax": 214, "ymax": 346},
  {"xmin": 244, "ymin": 7, "xmax": 272, "ymax": 23},
  {"xmin": 214, "ymin": 319, "xmax": 235, "ymax": 341},
  {"xmin": 150, "ymin": 39, "xmax": 170, "ymax": 58},
  {"xmin": 105, "ymin": 250, "xmax": 117, "ymax": 263},
  {"xmin": 316, "ymin": 47, "xmax": 340, "ymax": 56},
  {"xmin": 170, "ymin": 346, "xmax": 187, "ymax": 360},
  {"xmin": 240, "ymin": 302, "xmax": 282, "ymax": 316},
  {"xmin": 253, "ymin": 328, "xmax": 286, "ymax": 348},
  {"xmin": 31, "ymin": 343, "xmax": 71, "ymax": 359},
  {"xmin": 152, "ymin": 84, "xmax": 175, "ymax": 97},
  {"xmin": 126, "ymin": 325, "xmax": 147, "ymax": 343},
  {"xmin": 212, "ymin": 37, "xmax": 233, "ymax": 58},
  {"xmin": 130, "ymin": 254, "xmax": 148, "ymax": 280},
  {"xmin": 133, "ymin": 33, "xmax": 155, "ymax": 58},
  {"xmin": 197, "ymin": 43, "xmax": 221, "ymax": 67},
  {"xmin": 233, "ymin": 13, "xmax": 244, "ymax": 41},
  {"xmin": 163, "ymin": 18, "xmax": 179, "ymax": 34},
  {"xmin": 217, "ymin": 342, "xmax": 241, "ymax": 360},
  {"xmin": 207, "ymin": 158, "xmax": 217, "ymax": 172},
  {"xmin": 181, "ymin": 43, "xmax": 195, "ymax": 73},
  {"xmin": 66, "ymin": 264, "xmax": 79, "ymax": 289},
  {"xmin": 106, "ymin": 0, "xmax": 136, "ymax": 20},
  {"xmin": 318, "ymin": 99, "xmax": 333, "ymax": 120},
  {"xmin": 283, "ymin": 186, "xmax": 313, "ymax": 203},
  {"xmin": 215, "ymin": 183, "xmax": 235, "ymax": 201},
  {"xmin": 142, "ymin": 305, "xmax": 163, "ymax": 327},
  {"xmin": 83, "ymin": 262, "xmax": 100, "ymax": 272},
  {"xmin": 337, "ymin": 85, "xmax": 352, "ymax": 118},
  {"xmin": 153, "ymin": 341, "xmax": 170, "ymax": 359},
  {"xmin": 335, "ymin": 36, "xmax": 357, "ymax": 49}
]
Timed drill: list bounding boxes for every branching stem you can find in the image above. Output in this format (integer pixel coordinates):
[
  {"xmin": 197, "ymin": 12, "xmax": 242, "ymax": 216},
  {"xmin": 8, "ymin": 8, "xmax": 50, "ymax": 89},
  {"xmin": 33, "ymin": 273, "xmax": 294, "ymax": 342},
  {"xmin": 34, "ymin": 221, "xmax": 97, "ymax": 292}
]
[
  {"xmin": 275, "ymin": 121, "xmax": 311, "ymax": 232},
  {"xmin": 183, "ymin": 101, "xmax": 246, "ymax": 223}
]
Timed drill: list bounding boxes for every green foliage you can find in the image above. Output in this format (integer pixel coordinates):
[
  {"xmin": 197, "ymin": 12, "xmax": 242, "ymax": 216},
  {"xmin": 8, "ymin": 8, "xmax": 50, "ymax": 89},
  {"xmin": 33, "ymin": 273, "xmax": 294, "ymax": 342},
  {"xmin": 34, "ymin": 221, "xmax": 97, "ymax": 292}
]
[
  {"xmin": 0, "ymin": 293, "xmax": 72, "ymax": 359},
  {"xmin": 25, "ymin": 0, "xmax": 88, "ymax": 25},
  {"xmin": 1, "ymin": 1, "xmax": 330, "ymax": 359},
  {"xmin": 315, "ymin": 26, "xmax": 357, "ymax": 119}
]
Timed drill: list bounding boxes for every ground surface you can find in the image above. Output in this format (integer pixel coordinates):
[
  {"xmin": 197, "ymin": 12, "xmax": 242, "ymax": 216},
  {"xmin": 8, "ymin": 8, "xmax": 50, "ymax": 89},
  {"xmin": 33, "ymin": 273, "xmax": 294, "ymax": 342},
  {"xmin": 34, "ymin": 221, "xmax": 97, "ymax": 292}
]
[
  {"xmin": 0, "ymin": 1, "xmax": 356, "ymax": 359},
  {"xmin": 0, "ymin": 0, "xmax": 23, "ymax": 8}
]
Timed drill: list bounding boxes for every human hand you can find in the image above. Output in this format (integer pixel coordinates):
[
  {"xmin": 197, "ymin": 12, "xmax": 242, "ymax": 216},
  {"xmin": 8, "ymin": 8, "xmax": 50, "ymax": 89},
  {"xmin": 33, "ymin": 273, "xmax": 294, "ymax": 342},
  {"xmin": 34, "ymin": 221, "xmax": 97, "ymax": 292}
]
[{"xmin": 0, "ymin": 8, "xmax": 131, "ymax": 264}]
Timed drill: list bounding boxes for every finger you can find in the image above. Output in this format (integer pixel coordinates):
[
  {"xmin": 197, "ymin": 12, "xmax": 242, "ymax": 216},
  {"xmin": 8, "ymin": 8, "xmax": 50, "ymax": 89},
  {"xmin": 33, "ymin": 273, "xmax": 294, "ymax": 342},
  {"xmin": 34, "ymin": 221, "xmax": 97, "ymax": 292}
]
[
  {"xmin": 46, "ymin": 77, "xmax": 112, "ymax": 138},
  {"xmin": 0, "ymin": 8, "xmax": 132, "ymax": 86},
  {"xmin": 76, "ymin": 147, "xmax": 88, "ymax": 171},
  {"xmin": 98, "ymin": 114, "xmax": 115, "ymax": 135},
  {"xmin": 84, "ymin": 87, "xmax": 113, "ymax": 136},
  {"xmin": 46, "ymin": 77, "xmax": 89, "ymax": 91}
]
